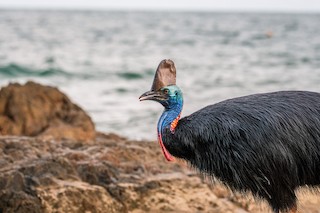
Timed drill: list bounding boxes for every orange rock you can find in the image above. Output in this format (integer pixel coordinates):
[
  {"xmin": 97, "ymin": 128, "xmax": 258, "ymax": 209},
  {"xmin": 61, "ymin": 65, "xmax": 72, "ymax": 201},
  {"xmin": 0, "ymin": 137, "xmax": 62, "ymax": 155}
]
[{"xmin": 0, "ymin": 81, "xmax": 95, "ymax": 141}]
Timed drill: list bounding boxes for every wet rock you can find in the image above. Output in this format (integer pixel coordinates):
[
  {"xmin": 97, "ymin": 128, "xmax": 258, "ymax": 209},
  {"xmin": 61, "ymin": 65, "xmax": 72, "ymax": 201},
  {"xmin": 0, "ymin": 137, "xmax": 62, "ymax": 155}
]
[
  {"xmin": 76, "ymin": 162, "xmax": 119, "ymax": 186},
  {"xmin": 0, "ymin": 81, "xmax": 95, "ymax": 141},
  {"xmin": 0, "ymin": 170, "xmax": 43, "ymax": 213},
  {"xmin": 0, "ymin": 190, "xmax": 43, "ymax": 213}
]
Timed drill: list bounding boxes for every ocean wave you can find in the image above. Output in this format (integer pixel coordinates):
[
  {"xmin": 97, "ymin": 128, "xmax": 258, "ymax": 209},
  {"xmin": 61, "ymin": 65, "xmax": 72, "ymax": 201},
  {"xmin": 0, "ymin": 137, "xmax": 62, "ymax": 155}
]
[
  {"xmin": 0, "ymin": 64, "xmax": 153, "ymax": 81},
  {"xmin": 0, "ymin": 63, "xmax": 73, "ymax": 78},
  {"xmin": 117, "ymin": 72, "xmax": 144, "ymax": 80},
  {"xmin": 117, "ymin": 69, "xmax": 155, "ymax": 80}
]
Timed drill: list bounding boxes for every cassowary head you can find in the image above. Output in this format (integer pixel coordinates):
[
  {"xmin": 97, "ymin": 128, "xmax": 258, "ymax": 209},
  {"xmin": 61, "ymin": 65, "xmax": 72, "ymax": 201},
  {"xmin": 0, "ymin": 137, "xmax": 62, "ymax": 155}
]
[
  {"xmin": 139, "ymin": 59, "xmax": 184, "ymax": 161},
  {"xmin": 139, "ymin": 85, "xmax": 183, "ymax": 109},
  {"xmin": 139, "ymin": 59, "xmax": 183, "ymax": 110}
]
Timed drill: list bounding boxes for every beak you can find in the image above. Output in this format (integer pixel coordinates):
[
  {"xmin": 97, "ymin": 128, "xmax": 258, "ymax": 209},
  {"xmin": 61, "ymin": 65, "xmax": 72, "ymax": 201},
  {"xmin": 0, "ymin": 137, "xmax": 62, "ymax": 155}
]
[{"xmin": 139, "ymin": 90, "xmax": 168, "ymax": 102}]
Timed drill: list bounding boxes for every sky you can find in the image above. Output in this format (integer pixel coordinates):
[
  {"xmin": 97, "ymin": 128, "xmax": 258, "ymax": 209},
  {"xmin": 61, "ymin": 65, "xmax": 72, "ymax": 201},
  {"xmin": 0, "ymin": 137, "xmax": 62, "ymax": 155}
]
[{"xmin": 0, "ymin": 0, "xmax": 320, "ymax": 12}]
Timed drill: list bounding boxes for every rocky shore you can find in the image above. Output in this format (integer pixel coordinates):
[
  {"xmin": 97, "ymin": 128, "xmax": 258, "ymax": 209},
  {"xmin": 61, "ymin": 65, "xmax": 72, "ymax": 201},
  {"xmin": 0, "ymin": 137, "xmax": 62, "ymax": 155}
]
[{"xmin": 0, "ymin": 82, "xmax": 320, "ymax": 213}]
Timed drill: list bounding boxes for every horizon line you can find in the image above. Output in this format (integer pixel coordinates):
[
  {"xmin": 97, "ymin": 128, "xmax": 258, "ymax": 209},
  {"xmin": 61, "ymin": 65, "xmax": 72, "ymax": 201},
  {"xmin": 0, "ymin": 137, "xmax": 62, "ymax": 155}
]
[{"xmin": 0, "ymin": 6, "xmax": 320, "ymax": 14}]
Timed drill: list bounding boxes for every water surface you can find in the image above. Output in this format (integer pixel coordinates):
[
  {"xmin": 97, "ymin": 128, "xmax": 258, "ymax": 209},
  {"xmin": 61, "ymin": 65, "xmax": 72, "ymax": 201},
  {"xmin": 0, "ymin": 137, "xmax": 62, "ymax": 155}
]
[{"xmin": 0, "ymin": 10, "xmax": 320, "ymax": 139}]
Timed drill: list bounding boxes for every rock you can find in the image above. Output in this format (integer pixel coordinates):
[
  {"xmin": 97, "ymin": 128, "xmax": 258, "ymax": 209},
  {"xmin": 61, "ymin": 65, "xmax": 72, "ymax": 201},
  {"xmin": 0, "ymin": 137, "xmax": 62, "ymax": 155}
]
[
  {"xmin": 0, "ymin": 81, "xmax": 95, "ymax": 141},
  {"xmin": 1, "ymin": 135, "xmax": 320, "ymax": 213},
  {"xmin": 37, "ymin": 180, "xmax": 123, "ymax": 213}
]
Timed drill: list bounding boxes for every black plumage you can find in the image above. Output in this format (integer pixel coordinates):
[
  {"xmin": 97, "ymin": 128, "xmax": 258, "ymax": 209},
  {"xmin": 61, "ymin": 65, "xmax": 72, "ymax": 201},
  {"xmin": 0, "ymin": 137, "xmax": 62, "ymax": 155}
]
[{"xmin": 162, "ymin": 91, "xmax": 320, "ymax": 213}]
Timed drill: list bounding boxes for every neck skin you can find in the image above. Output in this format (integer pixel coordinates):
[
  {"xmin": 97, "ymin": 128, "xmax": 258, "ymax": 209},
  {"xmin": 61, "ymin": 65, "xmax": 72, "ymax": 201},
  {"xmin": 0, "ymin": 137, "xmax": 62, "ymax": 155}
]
[
  {"xmin": 157, "ymin": 98, "xmax": 183, "ymax": 161},
  {"xmin": 157, "ymin": 104, "xmax": 183, "ymax": 134}
]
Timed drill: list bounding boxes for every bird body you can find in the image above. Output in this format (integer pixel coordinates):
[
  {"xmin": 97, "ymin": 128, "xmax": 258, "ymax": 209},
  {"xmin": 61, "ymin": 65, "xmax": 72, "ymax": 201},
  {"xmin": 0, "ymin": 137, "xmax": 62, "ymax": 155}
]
[
  {"xmin": 162, "ymin": 88, "xmax": 320, "ymax": 212},
  {"xmin": 140, "ymin": 60, "xmax": 320, "ymax": 213}
]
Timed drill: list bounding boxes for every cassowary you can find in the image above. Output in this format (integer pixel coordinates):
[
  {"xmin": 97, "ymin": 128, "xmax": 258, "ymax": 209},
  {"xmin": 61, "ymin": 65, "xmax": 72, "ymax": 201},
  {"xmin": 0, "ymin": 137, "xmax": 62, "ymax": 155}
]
[{"xmin": 139, "ymin": 59, "xmax": 320, "ymax": 213}]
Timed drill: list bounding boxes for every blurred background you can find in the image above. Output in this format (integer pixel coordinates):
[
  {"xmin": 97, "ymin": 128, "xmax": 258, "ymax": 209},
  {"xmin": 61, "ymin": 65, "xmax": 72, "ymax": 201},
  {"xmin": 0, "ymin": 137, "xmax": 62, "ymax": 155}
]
[{"xmin": 0, "ymin": 0, "xmax": 320, "ymax": 140}]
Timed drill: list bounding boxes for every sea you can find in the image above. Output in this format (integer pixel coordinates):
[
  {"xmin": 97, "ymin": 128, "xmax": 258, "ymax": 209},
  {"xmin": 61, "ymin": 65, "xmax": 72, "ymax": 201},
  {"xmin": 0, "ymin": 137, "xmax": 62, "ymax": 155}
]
[{"xmin": 0, "ymin": 10, "xmax": 320, "ymax": 140}]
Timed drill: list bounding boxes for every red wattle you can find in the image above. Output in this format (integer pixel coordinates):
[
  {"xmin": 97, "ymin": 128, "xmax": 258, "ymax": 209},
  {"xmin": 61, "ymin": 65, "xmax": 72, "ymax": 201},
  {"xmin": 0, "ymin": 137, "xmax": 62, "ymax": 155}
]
[{"xmin": 158, "ymin": 133, "xmax": 174, "ymax": 161}]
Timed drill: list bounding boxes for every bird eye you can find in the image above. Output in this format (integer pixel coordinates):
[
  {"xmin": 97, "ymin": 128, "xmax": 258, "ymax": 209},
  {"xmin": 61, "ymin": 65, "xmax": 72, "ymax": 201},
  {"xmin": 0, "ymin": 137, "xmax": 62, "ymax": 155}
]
[{"xmin": 163, "ymin": 89, "xmax": 169, "ymax": 94}]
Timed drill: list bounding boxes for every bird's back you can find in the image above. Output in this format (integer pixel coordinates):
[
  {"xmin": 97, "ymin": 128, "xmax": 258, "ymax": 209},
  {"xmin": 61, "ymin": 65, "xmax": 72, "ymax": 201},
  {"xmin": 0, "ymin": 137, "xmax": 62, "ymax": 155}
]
[{"xmin": 163, "ymin": 90, "xmax": 320, "ymax": 211}]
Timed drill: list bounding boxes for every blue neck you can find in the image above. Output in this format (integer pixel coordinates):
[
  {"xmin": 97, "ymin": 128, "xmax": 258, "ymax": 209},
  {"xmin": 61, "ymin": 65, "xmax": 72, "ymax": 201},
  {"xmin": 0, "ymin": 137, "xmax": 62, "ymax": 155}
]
[{"xmin": 157, "ymin": 101, "xmax": 183, "ymax": 135}]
